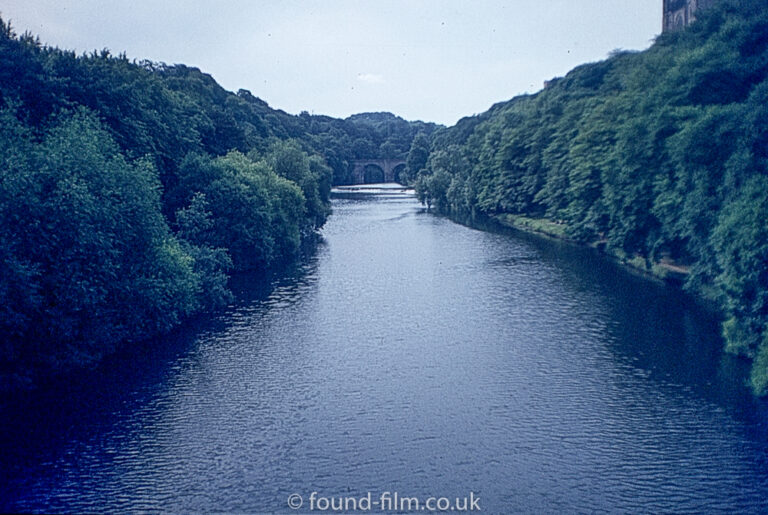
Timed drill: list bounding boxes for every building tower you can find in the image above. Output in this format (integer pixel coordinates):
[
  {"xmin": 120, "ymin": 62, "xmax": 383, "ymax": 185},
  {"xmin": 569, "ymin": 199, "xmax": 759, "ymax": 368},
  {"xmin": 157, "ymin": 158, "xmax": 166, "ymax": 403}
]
[{"xmin": 663, "ymin": 0, "xmax": 717, "ymax": 32}]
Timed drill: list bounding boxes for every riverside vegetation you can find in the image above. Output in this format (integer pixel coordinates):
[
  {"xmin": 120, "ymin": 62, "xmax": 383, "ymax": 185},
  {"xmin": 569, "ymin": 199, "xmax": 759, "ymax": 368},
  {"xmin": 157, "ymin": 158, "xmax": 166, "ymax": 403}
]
[
  {"xmin": 2, "ymin": 0, "xmax": 768, "ymax": 396},
  {"xmin": 0, "ymin": 17, "xmax": 436, "ymax": 389},
  {"xmin": 410, "ymin": 0, "xmax": 768, "ymax": 395}
]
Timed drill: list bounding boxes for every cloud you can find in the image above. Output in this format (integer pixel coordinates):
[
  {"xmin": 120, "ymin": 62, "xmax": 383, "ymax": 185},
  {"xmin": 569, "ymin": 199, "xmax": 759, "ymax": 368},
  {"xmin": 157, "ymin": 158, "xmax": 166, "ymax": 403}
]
[{"xmin": 357, "ymin": 73, "xmax": 384, "ymax": 84}]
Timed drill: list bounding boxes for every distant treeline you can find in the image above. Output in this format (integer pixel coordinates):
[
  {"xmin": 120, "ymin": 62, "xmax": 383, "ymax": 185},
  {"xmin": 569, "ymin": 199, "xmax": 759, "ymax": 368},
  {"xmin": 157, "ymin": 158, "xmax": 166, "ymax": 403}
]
[
  {"xmin": 409, "ymin": 0, "xmax": 768, "ymax": 394},
  {"xmin": 0, "ymin": 17, "xmax": 435, "ymax": 388}
]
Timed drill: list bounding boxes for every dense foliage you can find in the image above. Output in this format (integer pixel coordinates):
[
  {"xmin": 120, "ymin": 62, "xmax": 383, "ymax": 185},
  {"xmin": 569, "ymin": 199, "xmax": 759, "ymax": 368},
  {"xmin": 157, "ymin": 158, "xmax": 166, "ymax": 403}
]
[
  {"xmin": 4, "ymin": 1, "xmax": 766, "ymax": 396},
  {"xmin": 413, "ymin": 0, "xmax": 768, "ymax": 394},
  {"xmin": 0, "ymin": 17, "xmax": 436, "ymax": 387}
]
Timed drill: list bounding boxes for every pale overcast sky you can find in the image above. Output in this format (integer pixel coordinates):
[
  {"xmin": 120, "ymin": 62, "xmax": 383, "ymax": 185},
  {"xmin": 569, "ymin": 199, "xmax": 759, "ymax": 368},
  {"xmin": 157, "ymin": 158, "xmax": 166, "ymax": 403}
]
[{"xmin": 1, "ymin": 1, "xmax": 662, "ymax": 125}]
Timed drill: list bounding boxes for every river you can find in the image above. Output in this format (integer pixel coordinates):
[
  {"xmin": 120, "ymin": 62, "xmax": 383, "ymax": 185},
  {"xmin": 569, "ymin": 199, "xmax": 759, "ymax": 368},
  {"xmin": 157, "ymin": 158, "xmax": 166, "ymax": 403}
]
[{"xmin": 1, "ymin": 185, "xmax": 767, "ymax": 513}]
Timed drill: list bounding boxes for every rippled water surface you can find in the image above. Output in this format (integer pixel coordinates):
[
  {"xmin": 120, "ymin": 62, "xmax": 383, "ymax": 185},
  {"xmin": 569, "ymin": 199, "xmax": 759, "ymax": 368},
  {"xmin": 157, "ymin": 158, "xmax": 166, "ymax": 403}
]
[{"xmin": 2, "ymin": 186, "xmax": 768, "ymax": 513}]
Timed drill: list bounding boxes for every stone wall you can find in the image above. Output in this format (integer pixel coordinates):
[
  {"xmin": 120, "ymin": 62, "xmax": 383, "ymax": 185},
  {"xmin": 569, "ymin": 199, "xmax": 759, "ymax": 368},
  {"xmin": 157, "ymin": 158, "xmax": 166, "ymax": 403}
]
[{"xmin": 663, "ymin": 0, "xmax": 717, "ymax": 32}]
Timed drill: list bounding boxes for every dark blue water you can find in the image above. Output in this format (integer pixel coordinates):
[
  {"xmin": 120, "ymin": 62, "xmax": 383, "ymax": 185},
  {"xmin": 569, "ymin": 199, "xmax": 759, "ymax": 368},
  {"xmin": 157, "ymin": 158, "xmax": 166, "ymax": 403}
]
[{"xmin": 2, "ymin": 186, "xmax": 767, "ymax": 513}]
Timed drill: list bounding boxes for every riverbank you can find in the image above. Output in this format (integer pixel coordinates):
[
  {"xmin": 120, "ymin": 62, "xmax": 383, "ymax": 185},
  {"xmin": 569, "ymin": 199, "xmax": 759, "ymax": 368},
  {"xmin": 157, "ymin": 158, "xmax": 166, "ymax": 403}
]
[
  {"xmin": 438, "ymin": 210, "xmax": 723, "ymax": 318},
  {"xmin": 0, "ymin": 237, "xmax": 322, "ymax": 397},
  {"xmin": 491, "ymin": 213, "xmax": 692, "ymax": 287}
]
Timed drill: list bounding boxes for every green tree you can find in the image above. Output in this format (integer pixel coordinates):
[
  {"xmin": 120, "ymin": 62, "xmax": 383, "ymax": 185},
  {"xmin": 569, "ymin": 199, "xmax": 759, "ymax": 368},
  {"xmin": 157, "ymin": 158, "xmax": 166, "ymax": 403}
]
[
  {"xmin": 711, "ymin": 175, "xmax": 768, "ymax": 358},
  {"xmin": 175, "ymin": 192, "xmax": 234, "ymax": 309},
  {"xmin": 0, "ymin": 108, "xmax": 200, "ymax": 378},
  {"xmin": 405, "ymin": 132, "xmax": 430, "ymax": 183},
  {"xmin": 175, "ymin": 151, "xmax": 305, "ymax": 271},
  {"xmin": 267, "ymin": 139, "xmax": 331, "ymax": 232}
]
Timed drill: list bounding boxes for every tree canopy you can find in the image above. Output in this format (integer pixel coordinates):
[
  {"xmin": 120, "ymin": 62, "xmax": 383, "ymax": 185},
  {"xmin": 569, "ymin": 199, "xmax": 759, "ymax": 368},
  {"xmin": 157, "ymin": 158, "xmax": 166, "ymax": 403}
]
[{"xmin": 413, "ymin": 0, "xmax": 768, "ymax": 395}]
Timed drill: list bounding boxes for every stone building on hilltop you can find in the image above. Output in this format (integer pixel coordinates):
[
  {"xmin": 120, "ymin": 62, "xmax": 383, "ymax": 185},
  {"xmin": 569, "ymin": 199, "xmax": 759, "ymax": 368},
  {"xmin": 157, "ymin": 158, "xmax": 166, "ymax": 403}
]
[{"xmin": 663, "ymin": 0, "xmax": 718, "ymax": 32}]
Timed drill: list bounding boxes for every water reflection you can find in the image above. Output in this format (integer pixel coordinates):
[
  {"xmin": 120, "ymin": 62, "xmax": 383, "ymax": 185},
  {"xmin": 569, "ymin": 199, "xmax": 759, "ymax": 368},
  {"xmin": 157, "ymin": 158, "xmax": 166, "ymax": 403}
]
[
  {"xmin": 1, "ymin": 187, "xmax": 767, "ymax": 514},
  {"xmin": 495, "ymin": 225, "xmax": 766, "ymax": 416}
]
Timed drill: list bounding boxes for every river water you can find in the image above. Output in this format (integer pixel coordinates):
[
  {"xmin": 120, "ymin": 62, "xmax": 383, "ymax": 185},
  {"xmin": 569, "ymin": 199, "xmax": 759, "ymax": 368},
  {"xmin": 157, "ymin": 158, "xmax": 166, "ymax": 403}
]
[{"xmin": 1, "ymin": 186, "xmax": 767, "ymax": 513}]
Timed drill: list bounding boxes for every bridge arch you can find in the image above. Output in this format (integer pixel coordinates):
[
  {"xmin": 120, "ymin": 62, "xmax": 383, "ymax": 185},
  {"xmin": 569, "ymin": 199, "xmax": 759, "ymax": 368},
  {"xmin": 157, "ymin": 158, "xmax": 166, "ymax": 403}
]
[
  {"xmin": 363, "ymin": 164, "xmax": 385, "ymax": 184},
  {"xmin": 393, "ymin": 163, "xmax": 406, "ymax": 184}
]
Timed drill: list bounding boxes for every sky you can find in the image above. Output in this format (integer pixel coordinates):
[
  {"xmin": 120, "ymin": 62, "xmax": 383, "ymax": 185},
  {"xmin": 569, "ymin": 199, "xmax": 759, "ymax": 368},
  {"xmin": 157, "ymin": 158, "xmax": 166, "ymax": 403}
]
[{"xmin": 1, "ymin": 1, "xmax": 662, "ymax": 126}]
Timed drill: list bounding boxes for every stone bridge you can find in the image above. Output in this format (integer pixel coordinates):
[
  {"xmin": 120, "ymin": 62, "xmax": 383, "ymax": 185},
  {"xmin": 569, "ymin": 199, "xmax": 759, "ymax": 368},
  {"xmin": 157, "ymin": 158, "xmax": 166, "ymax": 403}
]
[{"xmin": 351, "ymin": 159, "xmax": 406, "ymax": 184}]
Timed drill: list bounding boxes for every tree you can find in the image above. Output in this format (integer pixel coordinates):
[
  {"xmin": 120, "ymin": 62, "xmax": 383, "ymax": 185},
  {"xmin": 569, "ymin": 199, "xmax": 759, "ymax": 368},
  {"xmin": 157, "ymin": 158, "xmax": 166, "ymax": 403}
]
[
  {"xmin": 405, "ymin": 132, "xmax": 430, "ymax": 183},
  {"xmin": 175, "ymin": 150, "xmax": 305, "ymax": 271},
  {"xmin": 0, "ymin": 108, "xmax": 201, "ymax": 378},
  {"xmin": 267, "ymin": 139, "xmax": 331, "ymax": 232},
  {"xmin": 175, "ymin": 192, "xmax": 233, "ymax": 309},
  {"xmin": 711, "ymin": 175, "xmax": 768, "ymax": 358},
  {"xmin": 412, "ymin": 0, "xmax": 768, "ymax": 395}
]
